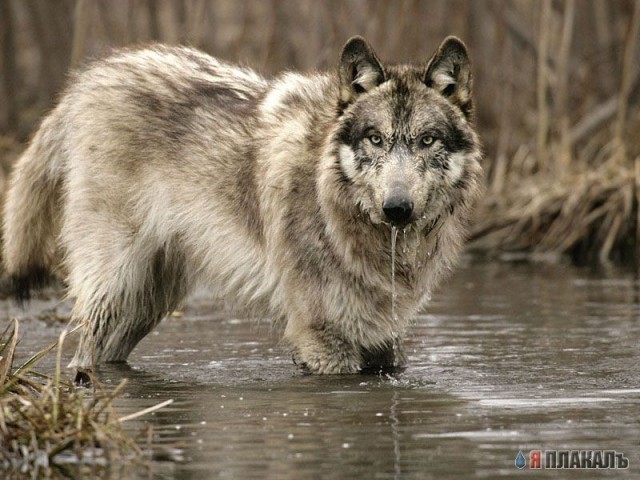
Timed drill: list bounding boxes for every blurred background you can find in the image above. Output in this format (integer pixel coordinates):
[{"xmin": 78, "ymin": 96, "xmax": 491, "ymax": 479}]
[{"xmin": 0, "ymin": 0, "xmax": 638, "ymax": 263}]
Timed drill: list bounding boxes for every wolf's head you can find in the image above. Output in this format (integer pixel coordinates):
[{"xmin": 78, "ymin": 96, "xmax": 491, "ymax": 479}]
[{"xmin": 329, "ymin": 36, "xmax": 483, "ymax": 233}]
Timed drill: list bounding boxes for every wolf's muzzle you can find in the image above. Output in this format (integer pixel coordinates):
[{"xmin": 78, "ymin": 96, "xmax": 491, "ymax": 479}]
[{"xmin": 382, "ymin": 196, "xmax": 414, "ymax": 226}]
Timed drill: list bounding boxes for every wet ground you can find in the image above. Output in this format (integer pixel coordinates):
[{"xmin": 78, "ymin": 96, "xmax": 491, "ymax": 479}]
[{"xmin": 5, "ymin": 259, "xmax": 640, "ymax": 479}]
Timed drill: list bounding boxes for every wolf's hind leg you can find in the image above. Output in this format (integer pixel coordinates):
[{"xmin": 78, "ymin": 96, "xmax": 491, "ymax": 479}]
[{"xmin": 68, "ymin": 240, "xmax": 189, "ymax": 373}]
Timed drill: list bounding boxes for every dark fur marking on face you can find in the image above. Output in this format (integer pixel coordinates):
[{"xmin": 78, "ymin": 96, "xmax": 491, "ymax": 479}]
[
  {"xmin": 443, "ymin": 123, "xmax": 474, "ymax": 153},
  {"xmin": 417, "ymin": 157, "xmax": 428, "ymax": 175},
  {"xmin": 449, "ymin": 166, "xmax": 474, "ymax": 212},
  {"xmin": 335, "ymin": 120, "xmax": 376, "ymax": 173},
  {"xmin": 429, "ymin": 149, "xmax": 450, "ymax": 171},
  {"xmin": 336, "ymin": 117, "xmax": 357, "ymax": 147},
  {"xmin": 332, "ymin": 143, "xmax": 355, "ymax": 181},
  {"xmin": 388, "ymin": 78, "xmax": 415, "ymax": 132},
  {"xmin": 333, "ymin": 157, "xmax": 354, "ymax": 186}
]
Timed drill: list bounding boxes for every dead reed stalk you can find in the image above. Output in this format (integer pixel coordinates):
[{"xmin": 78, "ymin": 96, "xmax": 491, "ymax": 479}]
[
  {"xmin": 471, "ymin": 148, "xmax": 639, "ymax": 263},
  {"xmin": 0, "ymin": 319, "xmax": 172, "ymax": 474},
  {"xmin": 536, "ymin": 0, "xmax": 552, "ymax": 172},
  {"xmin": 473, "ymin": 0, "xmax": 640, "ymax": 263}
]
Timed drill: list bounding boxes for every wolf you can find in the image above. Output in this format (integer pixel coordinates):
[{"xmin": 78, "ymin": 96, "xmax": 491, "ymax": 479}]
[{"xmin": 3, "ymin": 36, "xmax": 482, "ymax": 378}]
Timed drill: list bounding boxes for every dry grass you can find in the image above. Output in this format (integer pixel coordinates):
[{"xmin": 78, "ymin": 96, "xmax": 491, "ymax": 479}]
[
  {"xmin": 471, "ymin": 143, "xmax": 639, "ymax": 263},
  {"xmin": 1, "ymin": 1, "xmax": 639, "ymax": 264},
  {"xmin": 473, "ymin": 1, "xmax": 640, "ymax": 264},
  {"xmin": 0, "ymin": 319, "xmax": 172, "ymax": 475}
]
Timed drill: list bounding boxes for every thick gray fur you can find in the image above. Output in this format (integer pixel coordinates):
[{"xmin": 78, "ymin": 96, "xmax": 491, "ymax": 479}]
[{"xmin": 3, "ymin": 37, "xmax": 483, "ymax": 374}]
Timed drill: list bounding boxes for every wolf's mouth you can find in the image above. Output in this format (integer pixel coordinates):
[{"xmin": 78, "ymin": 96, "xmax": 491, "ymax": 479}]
[{"xmin": 378, "ymin": 214, "xmax": 442, "ymax": 235}]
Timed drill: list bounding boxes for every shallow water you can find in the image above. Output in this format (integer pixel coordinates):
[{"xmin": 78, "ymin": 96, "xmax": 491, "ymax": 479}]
[{"xmin": 6, "ymin": 259, "xmax": 640, "ymax": 479}]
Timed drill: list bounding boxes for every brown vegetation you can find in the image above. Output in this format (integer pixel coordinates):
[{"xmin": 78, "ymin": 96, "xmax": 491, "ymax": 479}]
[
  {"xmin": 0, "ymin": 319, "xmax": 171, "ymax": 473},
  {"xmin": 0, "ymin": 0, "xmax": 638, "ymax": 262}
]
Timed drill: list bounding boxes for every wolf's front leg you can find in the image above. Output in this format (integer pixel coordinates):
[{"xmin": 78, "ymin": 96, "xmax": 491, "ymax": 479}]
[{"xmin": 286, "ymin": 322, "xmax": 362, "ymax": 374}]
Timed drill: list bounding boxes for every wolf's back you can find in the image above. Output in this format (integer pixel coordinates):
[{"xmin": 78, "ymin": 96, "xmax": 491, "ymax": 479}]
[{"xmin": 3, "ymin": 108, "xmax": 67, "ymax": 302}]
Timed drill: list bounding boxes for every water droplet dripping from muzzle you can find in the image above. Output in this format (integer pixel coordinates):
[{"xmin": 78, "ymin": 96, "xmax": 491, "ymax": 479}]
[{"xmin": 391, "ymin": 226, "xmax": 398, "ymax": 324}]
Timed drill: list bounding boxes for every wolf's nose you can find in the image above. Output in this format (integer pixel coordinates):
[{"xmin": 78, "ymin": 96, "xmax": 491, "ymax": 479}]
[{"xmin": 383, "ymin": 197, "xmax": 414, "ymax": 225}]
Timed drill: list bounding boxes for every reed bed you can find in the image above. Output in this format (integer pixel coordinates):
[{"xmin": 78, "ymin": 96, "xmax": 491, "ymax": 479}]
[
  {"xmin": 1, "ymin": 1, "xmax": 638, "ymax": 265},
  {"xmin": 473, "ymin": 0, "xmax": 640, "ymax": 263},
  {"xmin": 0, "ymin": 319, "xmax": 171, "ymax": 475},
  {"xmin": 471, "ymin": 150, "xmax": 639, "ymax": 263}
]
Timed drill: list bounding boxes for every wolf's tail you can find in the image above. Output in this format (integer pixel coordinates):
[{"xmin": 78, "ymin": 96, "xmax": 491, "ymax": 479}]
[{"xmin": 3, "ymin": 110, "xmax": 66, "ymax": 302}]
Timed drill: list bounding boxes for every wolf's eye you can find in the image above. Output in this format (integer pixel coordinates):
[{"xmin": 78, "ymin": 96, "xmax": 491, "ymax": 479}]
[
  {"xmin": 420, "ymin": 135, "xmax": 435, "ymax": 147},
  {"xmin": 368, "ymin": 134, "xmax": 383, "ymax": 146}
]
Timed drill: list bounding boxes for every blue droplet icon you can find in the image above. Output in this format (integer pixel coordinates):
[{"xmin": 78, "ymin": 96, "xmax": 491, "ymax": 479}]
[{"xmin": 515, "ymin": 450, "xmax": 526, "ymax": 469}]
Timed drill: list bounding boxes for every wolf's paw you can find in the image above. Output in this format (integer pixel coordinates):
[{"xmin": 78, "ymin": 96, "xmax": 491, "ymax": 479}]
[{"xmin": 292, "ymin": 349, "xmax": 361, "ymax": 374}]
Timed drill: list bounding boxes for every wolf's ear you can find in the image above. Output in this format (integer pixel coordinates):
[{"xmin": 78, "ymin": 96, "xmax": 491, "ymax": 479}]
[
  {"xmin": 338, "ymin": 36, "xmax": 385, "ymax": 106},
  {"xmin": 424, "ymin": 37, "xmax": 473, "ymax": 118}
]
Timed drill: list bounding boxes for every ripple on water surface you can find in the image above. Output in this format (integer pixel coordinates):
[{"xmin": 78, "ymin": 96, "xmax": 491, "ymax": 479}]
[{"xmin": 9, "ymin": 260, "xmax": 640, "ymax": 479}]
